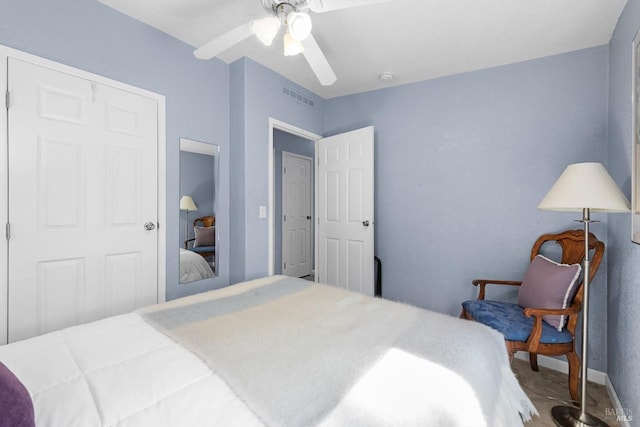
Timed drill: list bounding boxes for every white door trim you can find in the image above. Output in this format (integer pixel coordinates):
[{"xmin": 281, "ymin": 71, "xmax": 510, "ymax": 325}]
[
  {"xmin": 268, "ymin": 118, "xmax": 321, "ymax": 276},
  {"xmin": 0, "ymin": 44, "xmax": 167, "ymax": 344},
  {"xmin": 0, "ymin": 52, "xmax": 8, "ymax": 346}
]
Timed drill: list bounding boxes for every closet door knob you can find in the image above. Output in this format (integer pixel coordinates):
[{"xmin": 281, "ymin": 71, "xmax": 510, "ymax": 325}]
[{"xmin": 144, "ymin": 222, "xmax": 156, "ymax": 231}]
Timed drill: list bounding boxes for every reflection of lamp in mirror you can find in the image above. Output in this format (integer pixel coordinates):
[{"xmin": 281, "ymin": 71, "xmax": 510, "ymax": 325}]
[{"xmin": 180, "ymin": 196, "xmax": 198, "ymax": 244}]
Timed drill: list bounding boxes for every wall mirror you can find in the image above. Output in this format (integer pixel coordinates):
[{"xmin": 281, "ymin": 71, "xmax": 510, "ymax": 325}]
[{"xmin": 179, "ymin": 138, "xmax": 219, "ymax": 283}]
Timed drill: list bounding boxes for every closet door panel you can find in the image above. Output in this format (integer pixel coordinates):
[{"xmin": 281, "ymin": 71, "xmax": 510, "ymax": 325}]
[{"xmin": 7, "ymin": 58, "xmax": 159, "ymax": 342}]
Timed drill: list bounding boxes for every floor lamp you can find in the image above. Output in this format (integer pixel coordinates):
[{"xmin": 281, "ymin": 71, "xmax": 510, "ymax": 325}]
[
  {"xmin": 180, "ymin": 196, "xmax": 198, "ymax": 244},
  {"xmin": 538, "ymin": 162, "xmax": 630, "ymax": 427}
]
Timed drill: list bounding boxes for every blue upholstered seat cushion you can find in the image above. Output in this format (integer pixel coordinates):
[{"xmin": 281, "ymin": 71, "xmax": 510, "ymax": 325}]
[
  {"xmin": 462, "ymin": 300, "xmax": 573, "ymax": 344},
  {"xmin": 190, "ymin": 246, "xmax": 215, "ymax": 254}
]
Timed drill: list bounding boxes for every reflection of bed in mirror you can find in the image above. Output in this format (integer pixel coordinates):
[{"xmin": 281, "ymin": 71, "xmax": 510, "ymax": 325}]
[
  {"xmin": 179, "ymin": 248, "xmax": 214, "ymax": 284},
  {"xmin": 180, "ymin": 215, "xmax": 216, "ymax": 284}
]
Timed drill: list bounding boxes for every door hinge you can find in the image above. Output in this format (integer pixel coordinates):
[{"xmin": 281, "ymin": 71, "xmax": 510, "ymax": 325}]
[
  {"xmin": 5, "ymin": 223, "xmax": 10, "ymax": 240},
  {"xmin": 284, "ymin": 262, "xmax": 287, "ymax": 270},
  {"xmin": 283, "ymin": 167, "xmax": 286, "ymax": 174},
  {"xmin": 5, "ymin": 91, "xmax": 9, "ymax": 109},
  {"xmin": 283, "ymin": 214, "xmax": 286, "ymax": 222}
]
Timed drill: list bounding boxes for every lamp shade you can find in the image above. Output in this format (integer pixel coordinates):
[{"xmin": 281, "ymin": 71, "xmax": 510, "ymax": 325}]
[
  {"xmin": 538, "ymin": 162, "xmax": 630, "ymax": 213},
  {"xmin": 179, "ymin": 196, "xmax": 197, "ymax": 211}
]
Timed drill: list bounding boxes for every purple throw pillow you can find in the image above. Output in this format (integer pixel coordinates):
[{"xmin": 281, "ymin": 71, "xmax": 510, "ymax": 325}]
[
  {"xmin": 193, "ymin": 226, "xmax": 215, "ymax": 248},
  {"xmin": 0, "ymin": 362, "xmax": 35, "ymax": 427},
  {"xmin": 517, "ymin": 255, "xmax": 582, "ymax": 331}
]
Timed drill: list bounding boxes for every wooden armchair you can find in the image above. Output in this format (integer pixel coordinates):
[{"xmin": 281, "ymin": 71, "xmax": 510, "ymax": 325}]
[
  {"xmin": 460, "ymin": 229, "xmax": 604, "ymax": 402},
  {"xmin": 185, "ymin": 215, "xmax": 216, "ymax": 258}
]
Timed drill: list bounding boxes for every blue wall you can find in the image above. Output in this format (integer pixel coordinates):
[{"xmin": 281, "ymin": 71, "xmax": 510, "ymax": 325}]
[
  {"xmin": 0, "ymin": 0, "xmax": 231, "ymax": 300},
  {"xmin": 229, "ymin": 59, "xmax": 247, "ymax": 285},
  {"xmin": 229, "ymin": 57, "xmax": 323, "ymax": 282},
  {"xmin": 324, "ymin": 46, "xmax": 611, "ymax": 371},
  {"xmin": 607, "ymin": 0, "xmax": 640, "ymax": 421},
  {"xmin": 274, "ymin": 129, "xmax": 315, "ymax": 274}
]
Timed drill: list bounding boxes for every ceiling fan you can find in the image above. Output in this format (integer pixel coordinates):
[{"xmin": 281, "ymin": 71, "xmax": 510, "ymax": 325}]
[{"xmin": 194, "ymin": 0, "xmax": 390, "ymax": 86}]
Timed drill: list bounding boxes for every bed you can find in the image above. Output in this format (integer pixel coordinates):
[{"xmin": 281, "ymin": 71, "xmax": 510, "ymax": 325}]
[
  {"xmin": 0, "ymin": 275, "xmax": 537, "ymax": 426},
  {"xmin": 179, "ymin": 247, "xmax": 214, "ymax": 283}
]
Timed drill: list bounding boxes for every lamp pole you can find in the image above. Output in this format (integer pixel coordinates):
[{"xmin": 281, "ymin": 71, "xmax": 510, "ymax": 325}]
[
  {"xmin": 580, "ymin": 208, "xmax": 591, "ymax": 420},
  {"xmin": 551, "ymin": 207, "xmax": 606, "ymax": 427},
  {"xmin": 185, "ymin": 209, "xmax": 190, "ymax": 244}
]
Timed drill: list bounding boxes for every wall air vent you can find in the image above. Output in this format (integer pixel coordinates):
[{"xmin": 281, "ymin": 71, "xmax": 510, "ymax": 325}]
[{"xmin": 282, "ymin": 85, "xmax": 315, "ymax": 108}]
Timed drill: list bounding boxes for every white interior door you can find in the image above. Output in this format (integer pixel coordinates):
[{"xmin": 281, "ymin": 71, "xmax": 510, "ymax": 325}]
[
  {"xmin": 7, "ymin": 58, "xmax": 159, "ymax": 343},
  {"xmin": 282, "ymin": 151, "xmax": 312, "ymax": 277},
  {"xmin": 317, "ymin": 126, "xmax": 374, "ymax": 295}
]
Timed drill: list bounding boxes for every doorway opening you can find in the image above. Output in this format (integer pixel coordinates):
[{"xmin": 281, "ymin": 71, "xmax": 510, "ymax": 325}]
[
  {"xmin": 267, "ymin": 119, "xmax": 321, "ymax": 278},
  {"xmin": 276, "ymin": 141, "xmax": 314, "ymax": 278}
]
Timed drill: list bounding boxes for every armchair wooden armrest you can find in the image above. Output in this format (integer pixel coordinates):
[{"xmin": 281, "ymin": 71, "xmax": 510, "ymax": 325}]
[
  {"xmin": 522, "ymin": 305, "xmax": 581, "ymax": 353},
  {"xmin": 184, "ymin": 238, "xmax": 194, "ymax": 249},
  {"xmin": 472, "ymin": 279, "xmax": 523, "ymax": 300},
  {"xmin": 523, "ymin": 305, "xmax": 581, "ymax": 318}
]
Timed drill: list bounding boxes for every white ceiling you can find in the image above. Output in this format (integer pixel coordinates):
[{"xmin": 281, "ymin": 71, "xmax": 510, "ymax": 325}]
[{"xmin": 98, "ymin": 0, "xmax": 627, "ymax": 99}]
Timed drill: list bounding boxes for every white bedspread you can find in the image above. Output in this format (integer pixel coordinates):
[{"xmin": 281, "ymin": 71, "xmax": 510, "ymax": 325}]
[
  {"xmin": 0, "ymin": 313, "xmax": 262, "ymax": 427},
  {"xmin": 140, "ymin": 276, "xmax": 536, "ymax": 427},
  {"xmin": 0, "ymin": 275, "xmax": 537, "ymax": 426},
  {"xmin": 179, "ymin": 247, "xmax": 213, "ymax": 283}
]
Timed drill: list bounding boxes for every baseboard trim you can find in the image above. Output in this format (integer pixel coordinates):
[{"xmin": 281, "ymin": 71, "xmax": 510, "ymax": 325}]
[
  {"xmin": 605, "ymin": 376, "xmax": 632, "ymax": 427},
  {"xmin": 514, "ymin": 353, "xmax": 632, "ymax": 426},
  {"xmin": 513, "ymin": 353, "xmax": 606, "ymax": 385}
]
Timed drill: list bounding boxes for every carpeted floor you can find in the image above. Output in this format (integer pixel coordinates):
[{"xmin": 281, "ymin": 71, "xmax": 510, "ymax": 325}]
[{"xmin": 512, "ymin": 358, "xmax": 620, "ymax": 426}]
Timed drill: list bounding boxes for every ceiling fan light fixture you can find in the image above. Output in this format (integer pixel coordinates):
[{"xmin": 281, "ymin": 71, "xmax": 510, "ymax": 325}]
[
  {"xmin": 287, "ymin": 12, "xmax": 312, "ymax": 41},
  {"xmin": 252, "ymin": 16, "xmax": 280, "ymax": 46},
  {"xmin": 283, "ymin": 31, "xmax": 304, "ymax": 56}
]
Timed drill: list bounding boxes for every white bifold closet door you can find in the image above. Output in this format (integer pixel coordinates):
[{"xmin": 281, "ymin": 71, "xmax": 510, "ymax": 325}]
[{"xmin": 7, "ymin": 58, "xmax": 159, "ymax": 343}]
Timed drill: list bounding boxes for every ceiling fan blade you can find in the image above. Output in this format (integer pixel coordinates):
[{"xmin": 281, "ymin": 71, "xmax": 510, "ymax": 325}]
[
  {"xmin": 194, "ymin": 21, "xmax": 254, "ymax": 60},
  {"xmin": 302, "ymin": 34, "xmax": 337, "ymax": 86},
  {"xmin": 308, "ymin": 0, "xmax": 391, "ymax": 13}
]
